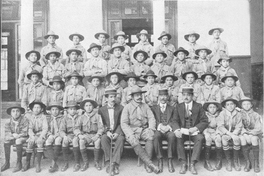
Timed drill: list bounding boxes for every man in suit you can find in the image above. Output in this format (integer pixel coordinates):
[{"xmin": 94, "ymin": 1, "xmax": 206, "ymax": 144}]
[
  {"xmin": 99, "ymin": 89, "xmax": 125, "ymax": 176},
  {"xmin": 152, "ymin": 89, "xmax": 177, "ymax": 173},
  {"xmin": 174, "ymin": 87, "xmax": 208, "ymax": 175}
]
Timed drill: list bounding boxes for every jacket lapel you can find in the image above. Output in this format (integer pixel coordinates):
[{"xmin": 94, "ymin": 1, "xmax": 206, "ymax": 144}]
[
  {"xmin": 113, "ymin": 105, "xmax": 119, "ymax": 130},
  {"xmin": 103, "ymin": 106, "xmax": 110, "ymax": 129},
  {"xmin": 166, "ymin": 105, "xmax": 173, "ymax": 123},
  {"xmin": 179, "ymin": 103, "xmax": 186, "ymax": 127}
]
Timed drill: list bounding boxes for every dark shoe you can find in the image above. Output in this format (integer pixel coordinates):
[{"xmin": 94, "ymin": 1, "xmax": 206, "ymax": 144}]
[
  {"xmin": 158, "ymin": 159, "xmax": 163, "ymax": 173},
  {"xmin": 61, "ymin": 163, "xmax": 68, "ymax": 172},
  {"xmin": 81, "ymin": 162, "xmax": 89, "ymax": 172},
  {"xmin": 244, "ymin": 160, "xmax": 251, "ymax": 172},
  {"xmin": 145, "ymin": 163, "xmax": 153, "ymax": 173},
  {"xmin": 233, "ymin": 150, "xmax": 241, "ymax": 171},
  {"xmin": 254, "ymin": 160, "xmax": 260, "ymax": 173},
  {"xmin": 49, "ymin": 163, "xmax": 59, "ymax": 173},
  {"xmin": 13, "ymin": 161, "xmax": 22, "ymax": 173},
  {"xmin": 190, "ymin": 163, "xmax": 198, "ymax": 175},
  {"xmin": 179, "ymin": 163, "xmax": 187, "ymax": 174},
  {"xmin": 22, "ymin": 153, "xmax": 32, "ymax": 172},
  {"xmin": 114, "ymin": 164, "xmax": 119, "ymax": 175},
  {"xmin": 148, "ymin": 163, "xmax": 160, "ymax": 174},
  {"xmin": 224, "ymin": 150, "xmax": 232, "ymax": 172},
  {"xmin": 215, "ymin": 148, "xmax": 223, "ymax": 170},
  {"xmin": 73, "ymin": 163, "xmax": 81, "ymax": 172},
  {"xmin": 95, "ymin": 162, "xmax": 102, "ymax": 170},
  {"xmin": 168, "ymin": 159, "xmax": 175, "ymax": 173},
  {"xmin": 204, "ymin": 160, "xmax": 214, "ymax": 171},
  {"xmin": 1, "ymin": 143, "xmax": 11, "ymax": 172}
]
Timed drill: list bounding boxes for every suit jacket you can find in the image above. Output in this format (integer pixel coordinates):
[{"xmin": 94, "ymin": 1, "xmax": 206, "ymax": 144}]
[
  {"xmin": 174, "ymin": 101, "xmax": 208, "ymax": 132},
  {"xmin": 151, "ymin": 104, "xmax": 177, "ymax": 131},
  {"xmin": 98, "ymin": 104, "xmax": 124, "ymax": 135}
]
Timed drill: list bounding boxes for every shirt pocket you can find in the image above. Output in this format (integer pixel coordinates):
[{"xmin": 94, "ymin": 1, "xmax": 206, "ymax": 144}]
[{"xmin": 90, "ymin": 118, "xmax": 98, "ymax": 132}]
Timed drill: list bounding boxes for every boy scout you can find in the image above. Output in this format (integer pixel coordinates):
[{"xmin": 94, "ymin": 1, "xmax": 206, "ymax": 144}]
[
  {"xmin": 59, "ymin": 101, "xmax": 81, "ymax": 172},
  {"xmin": 23, "ymin": 101, "xmax": 48, "ymax": 173},
  {"xmin": 69, "ymin": 32, "xmax": 87, "ymax": 62},
  {"xmin": 114, "ymin": 31, "xmax": 132, "ymax": 62},
  {"xmin": 45, "ymin": 102, "xmax": 64, "ymax": 173},
  {"xmin": 42, "ymin": 50, "xmax": 65, "ymax": 86},
  {"xmin": 75, "ymin": 99, "xmax": 104, "ymax": 171},
  {"xmin": 95, "ymin": 30, "xmax": 111, "ymax": 61},
  {"xmin": 99, "ymin": 89, "xmax": 125, "ymax": 175},
  {"xmin": 142, "ymin": 70, "xmax": 159, "ymax": 107},
  {"xmin": 152, "ymin": 89, "xmax": 177, "ymax": 173},
  {"xmin": 202, "ymin": 101, "xmax": 222, "ymax": 171},
  {"xmin": 132, "ymin": 29, "xmax": 154, "ymax": 65},
  {"xmin": 1, "ymin": 105, "xmax": 28, "ymax": 173},
  {"xmin": 121, "ymin": 87, "xmax": 160, "ymax": 174},
  {"xmin": 40, "ymin": 31, "xmax": 63, "ymax": 67},
  {"xmin": 151, "ymin": 50, "xmax": 170, "ymax": 82},
  {"xmin": 239, "ymin": 97, "xmax": 262, "ymax": 173},
  {"xmin": 208, "ymin": 27, "xmax": 229, "ymax": 66},
  {"xmin": 21, "ymin": 70, "xmax": 47, "ymax": 111},
  {"xmin": 184, "ymin": 31, "xmax": 201, "ymax": 60},
  {"xmin": 217, "ymin": 98, "xmax": 243, "ymax": 172},
  {"xmin": 155, "ymin": 31, "xmax": 176, "ymax": 66},
  {"xmin": 47, "ymin": 76, "xmax": 65, "ymax": 106},
  {"xmin": 64, "ymin": 48, "xmax": 83, "ymax": 78},
  {"xmin": 86, "ymin": 74, "xmax": 105, "ymax": 107},
  {"xmin": 17, "ymin": 50, "xmax": 42, "ymax": 91}
]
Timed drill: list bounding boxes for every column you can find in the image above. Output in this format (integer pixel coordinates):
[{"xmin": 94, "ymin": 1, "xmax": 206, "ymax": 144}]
[{"xmin": 153, "ymin": 0, "xmax": 165, "ymax": 48}]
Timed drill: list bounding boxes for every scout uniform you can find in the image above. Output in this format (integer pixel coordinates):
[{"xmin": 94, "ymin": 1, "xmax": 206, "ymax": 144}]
[
  {"xmin": 114, "ymin": 31, "xmax": 132, "ymax": 62},
  {"xmin": 160, "ymin": 74, "xmax": 179, "ymax": 107},
  {"xmin": 40, "ymin": 31, "xmax": 63, "ymax": 67},
  {"xmin": 142, "ymin": 70, "xmax": 159, "ymax": 107},
  {"xmin": 132, "ymin": 29, "xmax": 154, "ymax": 66},
  {"xmin": 23, "ymin": 101, "xmax": 48, "ymax": 173},
  {"xmin": 202, "ymin": 101, "xmax": 222, "ymax": 171},
  {"xmin": 108, "ymin": 43, "xmax": 130, "ymax": 75},
  {"xmin": 17, "ymin": 50, "xmax": 42, "ymax": 91},
  {"xmin": 120, "ymin": 87, "xmax": 160, "ymax": 174},
  {"xmin": 239, "ymin": 97, "xmax": 262, "ymax": 173},
  {"xmin": 69, "ymin": 32, "xmax": 87, "ymax": 62},
  {"xmin": 21, "ymin": 70, "xmax": 47, "ymax": 110},
  {"xmin": 59, "ymin": 101, "xmax": 81, "ymax": 172},
  {"xmin": 95, "ymin": 30, "xmax": 111, "ymax": 61},
  {"xmin": 47, "ymin": 76, "xmax": 65, "ymax": 106},
  {"xmin": 42, "ymin": 50, "xmax": 65, "ymax": 86},
  {"xmin": 45, "ymin": 102, "xmax": 64, "ymax": 173},
  {"xmin": 151, "ymin": 50, "xmax": 170, "ymax": 82},
  {"xmin": 86, "ymin": 74, "xmax": 105, "ymax": 107},
  {"xmin": 75, "ymin": 99, "xmax": 104, "ymax": 171},
  {"xmin": 217, "ymin": 98, "xmax": 243, "ymax": 171},
  {"xmin": 219, "ymin": 73, "xmax": 245, "ymax": 102},
  {"xmin": 1, "ymin": 105, "xmax": 28, "ymax": 173},
  {"xmin": 155, "ymin": 31, "xmax": 176, "ymax": 66},
  {"xmin": 63, "ymin": 72, "xmax": 87, "ymax": 108},
  {"xmin": 183, "ymin": 31, "xmax": 202, "ymax": 60},
  {"xmin": 64, "ymin": 48, "xmax": 84, "ymax": 78},
  {"xmin": 208, "ymin": 28, "xmax": 229, "ymax": 66}
]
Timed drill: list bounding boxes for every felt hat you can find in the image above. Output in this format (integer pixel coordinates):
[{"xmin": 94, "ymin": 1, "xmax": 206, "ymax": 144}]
[
  {"xmin": 49, "ymin": 76, "xmax": 65, "ymax": 89},
  {"xmin": 152, "ymin": 50, "xmax": 167, "ymax": 59},
  {"xmin": 94, "ymin": 30, "xmax": 110, "ymax": 39},
  {"xmin": 45, "ymin": 50, "xmax": 61, "ymax": 60},
  {"xmin": 184, "ymin": 31, "xmax": 200, "ymax": 41},
  {"xmin": 203, "ymin": 101, "xmax": 222, "ymax": 111},
  {"xmin": 209, "ymin": 28, "xmax": 224, "ymax": 35},
  {"xmin": 106, "ymin": 72, "xmax": 123, "ymax": 83},
  {"xmin": 129, "ymin": 87, "xmax": 147, "ymax": 96},
  {"xmin": 64, "ymin": 101, "xmax": 80, "ymax": 109},
  {"xmin": 80, "ymin": 99, "xmax": 98, "ymax": 109},
  {"xmin": 221, "ymin": 72, "xmax": 238, "ymax": 83},
  {"xmin": 6, "ymin": 104, "xmax": 25, "ymax": 115},
  {"xmin": 217, "ymin": 55, "xmax": 232, "ymax": 64},
  {"xmin": 136, "ymin": 29, "xmax": 150, "ymax": 39},
  {"xmin": 161, "ymin": 73, "xmax": 178, "ymax": 83},
  {"xmin": 87, "ymin": 73, "xmax": 104, "ymax": 83},
  {"xmin": 87, "ymin": 43, "xmax": 102, "ymax": 53},
  {"xmin": 173, "ymin": 47, "xmax": 189, "ymax": 56},
  {"xmin": 29, "ymin": 101, "xmax": 46, "ymax": 111},
  {"xmin": 25, "ymin": 50, "xmax": 41, "ymax": 61},
  {"xmin": 201, "ymin": 72, "xmax": 217, "ymax": 81},
  {"xmin": 159, "ymin": 89, "xmax": 169, "ymax": 95},
  {"xmin": 44, "ymin": 31, "xmax": 59, "ymax": 39},
  {"xmin": 26, "ymin": 70, "xmax": 43, "ymax": 80},
  {"xmin": 221, "ymin": 98, "xmax": 239, "ymax": 107},
  {"xmin": 104, "ymin": 88, "xmax": 118, "ymax": 96},
  {"xmin": 133, "ymin": 50, "xmax": 148, "ymax": 61},
  {"xmin": 46, "ymin": 101, "xmax": 63, "ymax": 111},
  {"xmin": 66, "ymin": 48, "xmax": 82, "ymax": 56},
  {"xmin": 143, "ymin": 70, "xmax": 157, "ymax": 79},
  {"xmin": 239, "ymin": 97, "xmax": 253, "ymax": 105},
  {"xmin": 182, "ymin": 71, "xmax": 198, "ymax": 81},
  {"xmin": 181, "ymin": 87, "xmax": 194, "ymax": 94},
  {"xmin": 158, "ymin": 31, "xmax": 172, "ymax": 40},
  {"xmin": 66, "ymin": 71, "xmax": 83, "ymax": 81},
  {"xmin": 110, "ymin": 43, "xmax": 125, "ymax": 54},
  {"xmin": 69, "ymin": 32, "xmax": 84, "ymax": 41},
  {"xmin": 114, "ymin": 31, "xmax": 128, "ymax": 40},
  {"xmin": 124, "ymin": 72, "xmax": 140, "ymax": 82},
  {"xmin": 195, "ymin": 46, "xmax": 212, "ymax": 55}
]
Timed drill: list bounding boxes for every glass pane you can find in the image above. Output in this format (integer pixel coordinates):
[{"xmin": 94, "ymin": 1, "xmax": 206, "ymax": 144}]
[
  {"xmin": 2, "ymin": 1, "xmax": 20, "ymax": 20},
  {"xmin": 1, "ymin": 48, "xmax": 8, "ymax": 90},
  {"xmin": 109, "ymin": 1, "xmax": 120, "ymax": 16},
  {"xmin": 141, "ymin": 1, "xmax": 152, "ymax": 15},
  {"xmin": 124, "ymin": 1, "xmax": 138, "ymax": 15},
  {"xmin": 34, "ymin": 23, "xmax": 44, "ymax": 50},
  {"xmin": 109, "ymin": 21, "xmax": 121, "ymax": 44}
]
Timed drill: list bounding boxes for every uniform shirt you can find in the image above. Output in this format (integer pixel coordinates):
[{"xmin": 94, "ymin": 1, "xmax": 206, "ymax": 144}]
[
  {"xmin": 59, "ymin": 114, "xmax": 80, "ymax": 137},
  {"xmin": 86, "ymin": 84, "xmax": 105, "ymax": 107},
  {"xmin": 208, "ymin": 38, "xmax": 228, "ymax": 66},
  {"xmin": 71, "ymin": 43, "xmax": 87, "ymax": 62},
  {"xmin": 120, "ymin": 43, "xmax": 132, "ymax": 61},
  {"xmin": 215, "ymin": 66, "xmax": 241, "ymax": 87},
  {"xmin": 42, "ymin": 61, "xmax": 65, "ymax": 86},
  {"xmin": 26, "ymin": 112, "xmax": 48, "ymax": 138},
  {"xmin": 121, "ymin": 85, "xmax": 140, "ymax": 106},
  {"xmin": 161, "ymin": 84, "xmax": 179, "ymax": 107},
  {"xmin": 240, "ymin": 109, "xmax": 262, "ymax": 135},
  {"xmin": 83, "ymin": 56, "xmax": 107, "ymax": 77},
  {"xmin": 217, "ymin": 109, "xmax": 243, "ymax": 135},
  {"xmin": 98, "ymin": 42, "xmax": 111, "ymax": 61},
  {"xmin": 17, "ymin": 62, "xmax": 43, "ymax": 86},
  {"xmin": 155, "ymin": 43, "xmax": 176, "ymax": 66},
  {"xmin": 108, "ymin": 56, "xmax": 130, "ymax": 75},
  {"xmin": 220, "ymin": 86, "xmax": 245, "ymax": 102},
  {"xmin": 200, "ymin": 84, "xmax": 221, "ymax": 104},
  {"xmin": 178, "ymin": 83, "xmax": 201, "ymax": 103},
  {"xmin": 130, "ymin": 62, "xmax": 150, "ymax": 77},
  {"xmin": 21, "ymin": 82, "xmax": 47, "ymax": 110},
  {"xmin": 151, "ymin": 63, "xmax": 170, "ymax": 81},
  {"xmin": 40, "ymin": 43, "xmax": 63, "ymax": 67},
  {"xmin": 63, "ymin": 84, "xmax": 87, "ymax": 107},
  {"xmin": 206, "ymin": 111, "xmax": 219, "ymax": 130},
  {"xmin": 142, "ymin": 83, "xmax": 159, "ymax": 106},
  {"xmin": 103, "ymin": 84, "xmax": 123, "ymax": 106},
  {"xmin": 192, "ymin": 58, "xmax": 215, "ymax": 78},
  {"xmin": 47, "ymin": 89, "xmax": 64, "ymax": 106},
  {"xmin": 184, "ymin": 42, "xmax": 202, "ymax": 60},
  {"xmin": 132, "ymin": 41, "xmax": 154, "ymax": 65},
  {"xmin": 170, "ymin": 59, "xmax": 193, "ymax": 78},
  {"xmin": 64, "ymin": 61, "xmax": 84, "ymax": 77},
  {"xmin": 47, "ymin": 114, "xmax": 64, "ymax": 137},
  {"xmin": 5, "ymin": 116, "xmax": 29, "ymax": 139}
]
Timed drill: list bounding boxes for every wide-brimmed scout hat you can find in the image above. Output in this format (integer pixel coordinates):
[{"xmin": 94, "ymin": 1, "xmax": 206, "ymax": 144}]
[
  {"xmin": 124, "ymin": 72, "xmax": 140, "ymax": 82},
  {"xmin": 208, "ymin": 28, "xmax": 224, "ymax": 35},
  {"xmin": 239, "ymin": 97, "xmax": 253, "ymax": 105},
  {"xmin": 66, "ymin": 71, "xmax": 83, "ymax": 81},
  {"xmin": 26, "ymin": 70, "xmax": 43, "ymax": 80},
  {"xmin": 104, "ymin": 88, "xmax": 118, "ymax": 96},
  {"xmin": 217, "ymin": 55, "xmax": 232, "ymax": 64},
  {"xmin": 94, "ymin": 30, "xmax": 110, "ymax": 39},
  {"xmin": 110, "ymin": 43, "xmax": 125, "ymax": 54},
  {"xmin": 181, "ymin": 87, "xmax": 194, "ymax": 94},
  {"xmin": 64, "ymin": 101, "xmax": 80, "ymax": 109},
  {"xmin": 69, "ymin": 32, "xmax": 84, "ymax": 41},
  {"xmin": 158, "ymin": 31, "xmax": 172, "ymax": 40},
  {"xmin": 49, "ymin": 76, "xmax": 65, "ymax": 89},
  {"xmin": 203, "ymin": 101, "xmax": 222, "ymax": 111},
  {"xmin": 129, "ymin": 87, "xmax": 147, "ymax": 96},
  {"xmin": 7, "ymin": 104, "xmax": 25, "ymax": 115},
  {"xmin": 221, "ymin": 72, "xmax": 238, "ymax": 83},
  {"xmin": 161, "ymin": 73, "xmax": 178, "ymax": 83},
  {"xmin": 66, "ymin": 48, "xmax": 82, "ymax": 56},
  {"xmin": 159, "ymin": 89, "xmax": 169, "ymax": 95},
  {"xmin": 29, "ymin": 101, "xmax": 46, "ymax": 110},
  {"xmin": 26, "ymin": 50, "xmax": 41, "ymax": 61},
  {"xmin": 152, "ymin": 50, "xmax": 167, "ymax": 59},
  {"xmin": 87, "ymin": 43, "xmax": 102, "ymax": 53},
  {"xmin": 195, "ymin": 46, "xmax": 212, "ymax": 55},
  {"xmin": 173, "ymin": 47, "xmax": 189, "ymax": 56},
  {"xmin": 44, "ymin": 31, "xmax": 59, "ymax": 39},
  {"xmin": 87, "ymin": 73, "xmax": 104, "ymax": 83},
  {"xmin": 136, "ymin": 29, "xmax": 150, "ymax": 39},
  {"xmin": 46, "ymin": 101, "xmax": 63, "ymax": 111},
  {"xmin": 133, "ymin": 50, "xmax": 148, "ymax": 61},
  {"xmin": 201, "ymin": 72, "xmax": 217, "ymax": 81},
  {"xmin": 114, "ymin": 31, "xmax": 128, "ymax": 40},
  {"xmin": 143, "ymin": 70, "xmax": 157, "ymax": 79},
  {"xmin": 106, "ymin": 72, "xmax": 123, "ymax": 83},
  {"xmin": 221, "ymin": 98, "xmax": 239, "ymax": 107},
  {"xmin": 184, "ymin": 31, "xmax": 200, "ymax": 41},
  {"xmin": 45, "ymin": 50, "xmax": 61, "ymax": 60},
  {"xmin": 182, "ymin": 71, "xmax": 198, "ymax": 81},
  {"xmin": 80, "ymin": 99, "xmax": 98, "ymax": 109}
]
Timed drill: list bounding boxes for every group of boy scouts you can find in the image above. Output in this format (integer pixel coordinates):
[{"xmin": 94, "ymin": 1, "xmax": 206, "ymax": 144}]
[{"xmin": 1, "ymin": 27, "xmax": 262, "ymax": 175}]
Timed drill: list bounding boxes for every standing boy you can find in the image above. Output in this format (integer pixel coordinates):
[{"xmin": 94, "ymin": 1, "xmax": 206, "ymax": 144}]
[
  {"xmin": 95, "ymin": 30, "xmax": 111, "ymax": 61},
  {"xmin": 69, "ymin": 32, "xmax": 87, "ymax": 62}
]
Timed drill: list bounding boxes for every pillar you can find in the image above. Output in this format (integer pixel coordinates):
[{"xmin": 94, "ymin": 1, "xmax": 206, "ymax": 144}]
[{"xmin": 153, "ymin": 0, "xmax": 165, "ymax": 48}]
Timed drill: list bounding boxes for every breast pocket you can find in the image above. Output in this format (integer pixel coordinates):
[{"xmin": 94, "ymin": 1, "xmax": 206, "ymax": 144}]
[{"xmin": 91, "ymin": 118, "xmax": 98, "ymax": 132}]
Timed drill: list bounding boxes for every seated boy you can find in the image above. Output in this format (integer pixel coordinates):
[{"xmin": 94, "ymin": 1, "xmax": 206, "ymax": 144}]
[
  {"xmin": 142, "ymin": 70, "xmax": 159, "ymax": 107},
  {"xmin": 114, "ymin": 31, "xmax": 132, "ymax": 62},
  {"xmin": 151, "ymin": 50, "xmax": 170, "ymax": 82},
  {"xmin": 183, "ymin": 31, "xmax": 201, "ymax": 60},
  {"xmin": 200, "ymin": 72, "xmax": 220, "ymax": 104},
  {"xmin": 48, "ymin": 76, "xmax": 65, "ymax": 106},
  {"xmin": 86, "ymin": 74, "xmax": 105, "ymax": 107},
  {"xmin": 69, "ymin": 32, "xmax": 87, "ymax": 62},
  {"xmin": 95, "ymin": 30, "xmax": 111, "ymax": 61}
]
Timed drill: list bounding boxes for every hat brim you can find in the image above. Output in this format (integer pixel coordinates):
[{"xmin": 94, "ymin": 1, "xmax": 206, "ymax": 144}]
[
  {"xmin": 195, "ymin": 48, "xmax": 212, "ymax": 56},
  {"xmin": 49, "ymin": 80, "xmax": 65, "ymax": 89},
  {"xmin": 27, "ymin": 72, "xmax": 43, "ymax": 80},
  {"xmin": 46, "ymin": 105, "xmax": 64, "ymax": 111},
  {"xmin": 87, "ymin": 76, "xmax": 104, "ymax": 83},
  {"xmin": 7, "ymin": 106, "xmax": 25, "ymax": 115},
  {"xmin": 217, "ymin": 58, "xmax": 232, "ymax": 64},
  {"xmin": 106, "ymin": 72, "xmax": 123, "ymax": 83},
  {"xmin": 184, "ymin": 33, "xmax": 200, "ymax": 41},
  {"xmin": 26, "ymin": 51, "xmax": 41, "ymax": 61},
  {"xmin": 209, "ymin": 28, "xmax": 224, "ymax": 35},
  {"xmin": 201, "ymin": 73, "xmax": 217, "ymax": 81},
  {"xmin": 87, "ymin": 45, "xmax": 102, "ymax": 53},
  {"xmin": 80, "ymin": 99, "xmax": 98, "ymax": 109},
  {"xmin": 143, "ymin": 74, "xmax": 157, "ymax": 79},
  {"xmin": 110, "ymin": 46, "xmax": 125, "ymax": 54},
  {"xmin": 133, "ymin": 51, "xmax": 148, "ymax": 61},
  {"xmin": 44, "ymin": 34, "xmax": 59, "ymax": 39},
  {"xmin": 182, "ymin": 71, "xmax": 198, "ymax": 81},
  {"xmin": 203, "ymin": 102, "xmax": 222, "ymax": 111},
  {"xmin": 136, "ymin": 33, "xmax": 150, "ymax": 39},
  {"xmin": 153, "ymin": 52, "xmax": 167, "ymax": 59},
  {"xmin": 221, "ymin": 76, "xmax": 238, "ymax": 83},
  {"xmin": 69, "ymin": 34, "xmax": 84, "ymax": 41},
  {"xmin": 130, "ymin": 90, "xmax": 147, "ymax": 96},
  {"xmin": 67, "ymin": 75, "xmax": 83, "ymax": 81},
  {"xmin": 66, "ymin": 49, "xmax": 82, "ymax": 56},
  {"xmin": 239, "ymin": 99, "xmax": 253, "ymax": 106},
  {"xmin": 174, "ymin": 50, "xmax": 189, "ymax": 57},
  {"xmin": 221, "ymin": 99, "xmax": 239, "ymax": 107},
  {"xmin": 161, "ymin": 75, "xmax": 178, "ymax": 83},
  {"xmin": 114, "ymin": 34, "xmax": 128, "ymax": 40},
  {"xmin": 124, "ymin": 75, "xmax": 140, "ymax": 82},
  {"xmin": 64, "ymin": 105, "xmax": 80, "ymax": 109},
  {"xmin": 95, "ymin": 33, "xmax": 110, "ymax": 39},
  {"xmin": 29, "ymin": 102, "xmax": 46, "ymax": 110},
  {"xmin": 158, "ymin": 34, "xmax": 172, "ymax": 40},
  {"xmin": 45, "ymin": 51, "xmax": 61, "ymax": 60}
]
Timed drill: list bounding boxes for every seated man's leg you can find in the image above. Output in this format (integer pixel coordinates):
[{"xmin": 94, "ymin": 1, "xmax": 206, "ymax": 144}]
[
  {"xmin": 112, "ymin": 135, "xmax": 125, "ymax": 166},
  {"xmin": 222, "ymin": 135, "xmax": 232, "ymax": 171},
  {"xmin": 141, "ymin": 128, "xmax": 154, "ymax": 159},
  {"xmin": 191, "ymin": 134, "xmax": 204, "ymax": 163},
  {"xmin": 101, "ymin": 134, "xmax": 111, "ymax": 164},
  {"xmin": 153, "ymin": 131, "xmax": 163, "ymax": 160},
  {"xmin": 1, "ymin": 139, "xmax": 13, "ymax": 172},
  {"xmin": 166, "ymin": 132, "xmax": 176, "ymax": 173}
]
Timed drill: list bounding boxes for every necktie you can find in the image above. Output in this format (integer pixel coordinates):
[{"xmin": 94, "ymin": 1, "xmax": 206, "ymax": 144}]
[
  {"xmin": 186, "ymin": 104, "xmax": 190, "ymax": 117},
  {"xmin": 161, "ymin": 105, "xmax": 165, "ymax": 113},
  {"xmin": 136, "ymin": 105, "xmax": 144, "ymax": 120}
]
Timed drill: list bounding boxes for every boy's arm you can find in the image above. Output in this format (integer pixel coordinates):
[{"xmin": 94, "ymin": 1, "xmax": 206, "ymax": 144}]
[
  {"xmin": 96, "ymin": 115, "xmax": 104, "ymax": 136},
  {"xmin": 120, "ymin": 106, "xmax": 134, "ymax": 137},
  {"xmin": 19, "ymin": 117, "xmax": 29, "ymax": 137}
]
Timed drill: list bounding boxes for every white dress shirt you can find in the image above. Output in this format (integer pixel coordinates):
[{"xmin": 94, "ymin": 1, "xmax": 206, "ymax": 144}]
[{"xmin": 107, "ymin": 104, "xmax": 115, "ymax": 130}]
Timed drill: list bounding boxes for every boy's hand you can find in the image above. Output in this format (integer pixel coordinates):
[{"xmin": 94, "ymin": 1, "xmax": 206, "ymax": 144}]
[
  {"xmin": 189, "ymin": 127, "xmax": 198, "ymax": 134},
  {"xmin": 107, "ymin": 131, "xmax": 113, "ymax": 139},
  {"xmin": 78, "ymin": 134, "xmax": 85, "ymax": 140},
  {"xmin": 174, "ymin": 130, "xmax": 182, "ymax": 138},
  {"xmin": 91, "ymin": 134, "xmax": 99, "ymax": 142},
  {"xmin": 13, "ymin": 133, "xmax": 19, "ymax": 139},
  {"xmin": 112, "ymin": 133, "xmax": 119, "ymax": 140}
]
